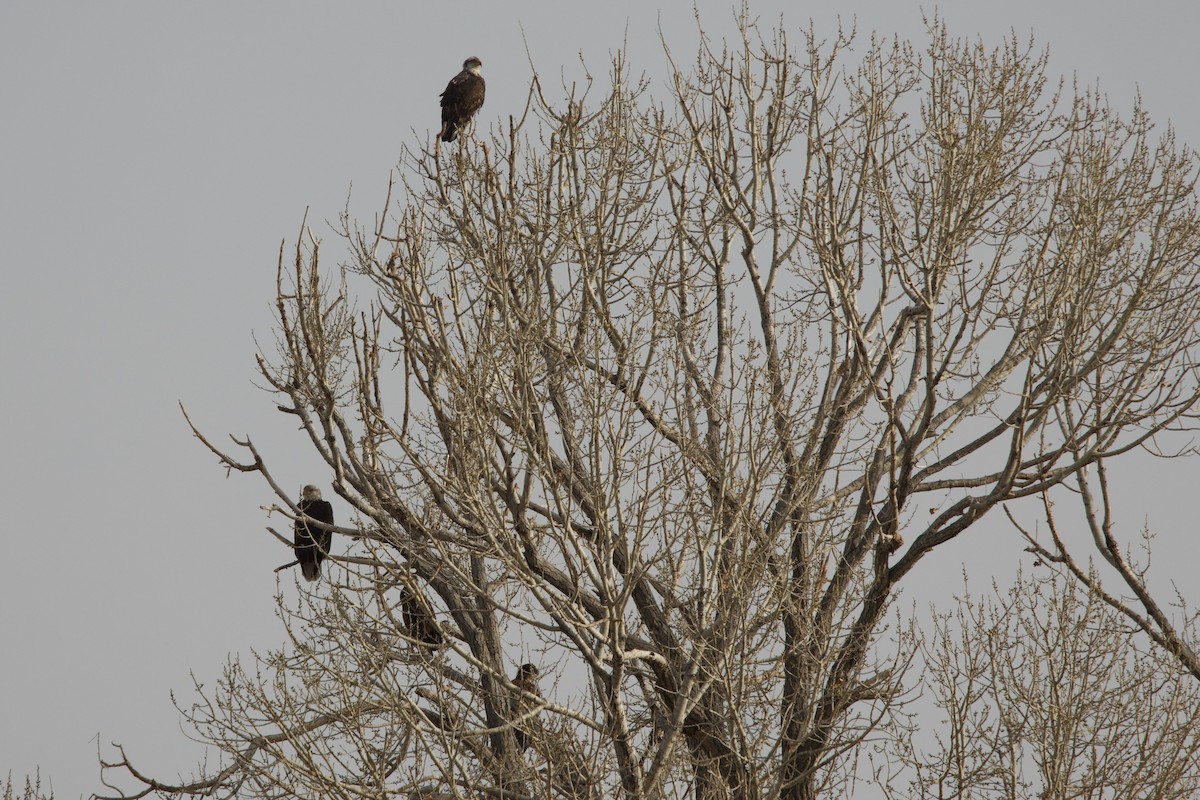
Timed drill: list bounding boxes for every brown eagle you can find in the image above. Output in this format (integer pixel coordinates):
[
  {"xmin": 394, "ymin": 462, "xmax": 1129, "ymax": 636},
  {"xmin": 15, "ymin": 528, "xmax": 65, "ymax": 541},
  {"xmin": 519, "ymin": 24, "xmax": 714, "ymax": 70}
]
[
  {"xmin": 294, "ymin": 485, "xmax": 334, "ymax": 581},
  {"xmin": 439, "ymin": 56, "xmax": 485, "ymax": 142},
  {"xmin": 399, "ymin": 587, "xmax": 445, "ymax": 648},
  {"xmin": 512, "ymin": 663, "xmax": 540, "ymax": 752}
]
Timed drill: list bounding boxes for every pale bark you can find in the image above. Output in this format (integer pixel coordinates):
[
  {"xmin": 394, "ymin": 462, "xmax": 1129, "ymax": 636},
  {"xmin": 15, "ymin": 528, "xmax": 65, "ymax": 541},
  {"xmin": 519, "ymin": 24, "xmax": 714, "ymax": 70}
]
[{"xmin": 99, "ymin": 16, "xmax": 1200, "ymax": 800}]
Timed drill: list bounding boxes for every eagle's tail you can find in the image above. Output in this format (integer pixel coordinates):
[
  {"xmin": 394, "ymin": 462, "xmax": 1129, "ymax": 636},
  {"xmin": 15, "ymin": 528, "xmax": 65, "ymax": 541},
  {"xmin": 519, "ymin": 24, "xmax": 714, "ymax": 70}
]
[
  {"xmin": 441, "ymin": 122, "xmax": 457, "ymax": 142},
  {"xmin": 301, "ymin": 561, "xmax": 321, "ymax": 581}
]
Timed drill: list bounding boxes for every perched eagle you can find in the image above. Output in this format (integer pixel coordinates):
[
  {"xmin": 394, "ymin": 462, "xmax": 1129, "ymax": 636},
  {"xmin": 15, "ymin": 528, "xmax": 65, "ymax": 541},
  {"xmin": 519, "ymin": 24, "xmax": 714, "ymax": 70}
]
[
  {"xmin": 399, "ymin": 586, "xmax": 445, "ymax": 648},
  {"xmin": 294, "ymin": 485, "xmax": 334, "ymax": 581},
  {"xmin": 439, "ymin": 56, "xmax": 485, "ymax": 142},
  {"xmin": 512, "ymin": 663, "xmax": 541, "ymax": 753}
]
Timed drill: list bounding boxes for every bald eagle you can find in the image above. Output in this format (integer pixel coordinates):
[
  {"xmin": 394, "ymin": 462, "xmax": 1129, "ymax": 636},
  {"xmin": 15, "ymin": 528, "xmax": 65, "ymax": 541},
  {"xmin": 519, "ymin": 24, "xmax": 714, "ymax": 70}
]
[
  {"xmin": 512, "ymin": 663, "xmax": 541, "ymax": 752},
  {"xmin": 399, "ymin": 587, "xmax": 445, "ymax": 648},
  {"xmin": 439, "ymin": 57, "xmax": 485, "ymax": 142},
  {"xmin": 294, "ymin": 485, "xmax": 334, "ymax": 581}
]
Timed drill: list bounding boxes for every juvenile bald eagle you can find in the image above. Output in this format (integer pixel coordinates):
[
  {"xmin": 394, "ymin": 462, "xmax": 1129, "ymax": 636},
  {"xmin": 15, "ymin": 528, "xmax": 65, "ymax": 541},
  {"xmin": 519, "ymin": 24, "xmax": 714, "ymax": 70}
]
[
  {"xmin": 512, "ymin": 663, "xmax": 541, "ymax": 752},
  {"xmin": 514, "ymin": 662, "xmax": 540, "ymax": 690},
  {"xmin": 399, "ymin": 587, "xmax": 445, "ymax": 648},
  {"xmin": 294, "ymin": 485, "xmax": 334, "ymax": 581},
  {"xmin": 439, "ymin": 56, "xmax": 485, "ymax": 142}
]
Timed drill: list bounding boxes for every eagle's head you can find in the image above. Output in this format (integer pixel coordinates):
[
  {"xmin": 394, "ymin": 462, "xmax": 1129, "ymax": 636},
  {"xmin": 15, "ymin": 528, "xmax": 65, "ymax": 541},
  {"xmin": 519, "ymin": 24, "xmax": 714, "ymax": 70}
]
[
  {"xmin": 463, "ymin": 56, "xmax": 483, "ymax": 74},
  {"xmin": 301, "ymin": 485, "xmax": 322, "ymax": 501},
  {"xmin": 516, "ymin": 663, "xmax": 539, "ymax": 683}
]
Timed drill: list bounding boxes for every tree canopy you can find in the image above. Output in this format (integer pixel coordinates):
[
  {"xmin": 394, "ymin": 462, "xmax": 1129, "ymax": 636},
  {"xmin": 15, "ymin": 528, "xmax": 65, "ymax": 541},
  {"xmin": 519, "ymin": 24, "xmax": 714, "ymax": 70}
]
[{"xmin": 100, "ymin": 17, "xmax": 1200, "ymax": 800}]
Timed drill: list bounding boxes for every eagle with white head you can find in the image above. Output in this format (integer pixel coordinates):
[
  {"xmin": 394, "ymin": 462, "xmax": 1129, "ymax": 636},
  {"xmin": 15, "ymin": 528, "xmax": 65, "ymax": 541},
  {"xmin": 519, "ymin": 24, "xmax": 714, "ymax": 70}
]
[
  {"xmin": 294, "ymin": 485, "xmax": 334, "ymax": 581},
  {"xmin": 439, "ymin": 56, "xmax": 485, "ymax": 142}
]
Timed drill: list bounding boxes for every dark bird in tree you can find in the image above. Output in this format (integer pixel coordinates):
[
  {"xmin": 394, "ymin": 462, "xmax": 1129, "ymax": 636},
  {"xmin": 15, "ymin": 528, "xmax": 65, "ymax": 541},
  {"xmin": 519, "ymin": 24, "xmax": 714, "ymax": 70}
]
[
  {"xmin": 512, "ymin": 663, "xmax": 540, "ymax": 753},
  {"xmin": 294, "ymin": 484, "xmax": 334, "ymax": 581},
  {"xmin": 399, "ymin": 587, "xmax": 444, "ymax": 648},
  {"xmin": 438, "ymin": 56, "xmax": 485, "ymax": 142}
]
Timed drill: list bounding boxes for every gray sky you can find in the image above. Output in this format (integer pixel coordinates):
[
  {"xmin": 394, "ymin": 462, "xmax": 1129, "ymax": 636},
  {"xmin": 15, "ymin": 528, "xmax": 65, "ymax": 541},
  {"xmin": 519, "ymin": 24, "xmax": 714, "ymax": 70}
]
[{"xmin": 2, "ymin": 2, "xmax": 1198, "ymax": 797}]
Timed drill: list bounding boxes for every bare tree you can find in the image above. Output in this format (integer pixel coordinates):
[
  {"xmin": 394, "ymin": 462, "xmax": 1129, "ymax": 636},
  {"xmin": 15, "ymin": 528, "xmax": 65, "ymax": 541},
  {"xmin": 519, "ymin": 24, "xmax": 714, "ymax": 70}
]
[
  {"xmin": 1014, "ymin": 472, "xmax": 1200, "ymax": 682},
  {"xmin": 3, "ymin": 774, "xmax": 53, "ymax": 800},
  {"xmin": 887, "ymin": 573, "xmax": 1200, "ymax": 799},
  {"xmin": 98, "ymin": 15, "xmax": 1200, "ymax": 800}
]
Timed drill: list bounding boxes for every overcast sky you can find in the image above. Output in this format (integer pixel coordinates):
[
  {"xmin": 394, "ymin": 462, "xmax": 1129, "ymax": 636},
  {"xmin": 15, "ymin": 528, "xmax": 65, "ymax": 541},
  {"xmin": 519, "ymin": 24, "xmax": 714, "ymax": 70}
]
[{"xmin": 2, "ymin": 2, "xmax": 1198, "ymax": 797}]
